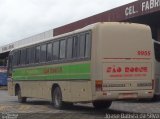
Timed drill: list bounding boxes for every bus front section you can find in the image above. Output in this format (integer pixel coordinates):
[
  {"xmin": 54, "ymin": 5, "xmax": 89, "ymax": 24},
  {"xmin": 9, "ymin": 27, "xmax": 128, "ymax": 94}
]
[{"xmin": 93, "ymin": 23, "xmax": 154, "ymax": 103}]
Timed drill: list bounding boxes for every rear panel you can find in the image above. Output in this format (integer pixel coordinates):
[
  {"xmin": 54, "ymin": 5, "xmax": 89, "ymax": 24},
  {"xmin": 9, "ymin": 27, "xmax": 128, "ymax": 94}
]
[
  {"xmin": 103, "ymin": 63, "xmax": 152, "ymax": 91},
  {"xmin": 92, "ymin": 23, "xmax": 154, "ymax": 100}
]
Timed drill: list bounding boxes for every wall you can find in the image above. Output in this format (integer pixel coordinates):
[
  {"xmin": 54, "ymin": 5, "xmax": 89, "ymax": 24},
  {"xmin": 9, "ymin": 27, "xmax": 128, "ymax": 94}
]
[{"xmin": 0, "ymin": 30, "xmax": 53, "ymax": 54}]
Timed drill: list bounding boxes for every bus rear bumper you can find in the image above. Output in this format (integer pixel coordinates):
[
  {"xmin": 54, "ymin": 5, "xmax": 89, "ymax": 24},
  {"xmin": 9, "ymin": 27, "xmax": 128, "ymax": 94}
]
[{"xmin": 93, "ymin": 90, "xmax": 154, "ymax": 101}]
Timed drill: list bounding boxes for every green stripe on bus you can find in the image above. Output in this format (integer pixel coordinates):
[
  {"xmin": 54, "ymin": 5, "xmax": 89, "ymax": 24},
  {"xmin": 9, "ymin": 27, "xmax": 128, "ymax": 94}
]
[{"xmin": 13, "ymin": 63, "xmax": 91, "ymax": 81}]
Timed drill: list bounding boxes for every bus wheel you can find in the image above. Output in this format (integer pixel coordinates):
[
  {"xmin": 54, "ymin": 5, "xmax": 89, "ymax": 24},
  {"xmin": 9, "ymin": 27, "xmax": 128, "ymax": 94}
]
[
  {"xmin": 92, "ymin": 101, "xmax": 112, "ymax": 109},
  {"xmin": 17, "ymin": 88, "xmax": 26, "ymax": 103},
  {"xmin": 52, "ymin": 87, "xmax": 64, "ymax": 109}
]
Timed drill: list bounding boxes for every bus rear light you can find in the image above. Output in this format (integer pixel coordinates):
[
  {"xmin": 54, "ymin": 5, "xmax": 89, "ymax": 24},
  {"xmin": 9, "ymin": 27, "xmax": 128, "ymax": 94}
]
[{"xmin": 95, "ymin": 80, "xmax": 103, "ymax": 91}]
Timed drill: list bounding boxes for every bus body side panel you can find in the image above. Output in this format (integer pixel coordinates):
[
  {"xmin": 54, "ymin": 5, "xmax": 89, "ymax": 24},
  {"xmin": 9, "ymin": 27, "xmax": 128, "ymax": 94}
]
[
  {"xmin": 9, "ymin": 61, "xmax": 93, "ymax": 102},
  {"xmin": 9, "ymin": 81, "xmax": 92, "ymax": 102}
]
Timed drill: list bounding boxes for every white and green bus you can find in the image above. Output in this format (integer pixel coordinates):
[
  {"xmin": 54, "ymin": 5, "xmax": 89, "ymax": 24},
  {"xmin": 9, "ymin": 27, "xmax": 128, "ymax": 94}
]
[{"xmin": 8, "ymin": 22, "xmax": 154, "ymax": 109}]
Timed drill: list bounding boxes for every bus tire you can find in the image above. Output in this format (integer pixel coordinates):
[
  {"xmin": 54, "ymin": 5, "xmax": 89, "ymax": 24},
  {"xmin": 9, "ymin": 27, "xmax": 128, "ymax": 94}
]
[
  {"xmin": 17, "ymin": 88, "xmax": 26, "ymax": 103},
  {"xmin": 52, "ymin": 86, "xmax": 64, "ymax": 109},
  {"xmin": 92, "ymin": 101, "xmax": 112, "ymax": 109}
]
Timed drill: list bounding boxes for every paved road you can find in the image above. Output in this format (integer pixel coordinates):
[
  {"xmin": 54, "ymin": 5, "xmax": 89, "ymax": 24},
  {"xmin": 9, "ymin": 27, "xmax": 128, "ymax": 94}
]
[{"xmin": 0, "ymin": 90, "xmax": 160, "ymax": 119}]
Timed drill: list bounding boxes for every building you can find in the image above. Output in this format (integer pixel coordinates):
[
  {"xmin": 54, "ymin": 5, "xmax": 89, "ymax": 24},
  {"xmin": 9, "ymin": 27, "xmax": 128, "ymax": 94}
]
[{"xmin": 0, "ymin": 0, "xmax": 160, "ymax": 65}]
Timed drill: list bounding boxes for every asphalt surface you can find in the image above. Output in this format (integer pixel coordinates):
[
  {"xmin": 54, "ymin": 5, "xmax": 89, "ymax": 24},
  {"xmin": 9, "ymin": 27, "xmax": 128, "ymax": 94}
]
[{"xmin": 0, "ymin": 90, "xmax": 160, "ymax": 119}]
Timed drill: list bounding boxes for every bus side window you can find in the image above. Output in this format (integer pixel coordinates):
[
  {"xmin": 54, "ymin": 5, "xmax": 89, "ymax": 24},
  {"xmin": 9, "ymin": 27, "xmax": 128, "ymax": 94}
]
[
  {"xmin": 85, "ymin": 33, "xmax": 91, "ymax": 58},
  {"xmin": 17, "ymin": 50, "xmax": 21, "ymax": 66},
  {"xmin": 60, "ymin": 39, "xmax": 66, "ymax": 59},
  {"xmin": 79, "ymin": 33, "xmax": 85, "ymax": 58},
  {"xmin": 35, "ymin": 46, "xmax": 40, "ymax": 63},
  {"xmin": 73, "ymin": 35, "xmax": 80, "ymax": 59},
  {"xmin": 29, "ymin": 47, "xmax": 35, "ymax": 64},
  {"xmin": 26, "ymin": 48, "xmax": 29, "ymax": 64},
  {"xmin": 47, "ymin": 43, "xmax": 53, "ymax": 61},
  {"xmin": 53, "ymin": 41, "xmax": 60, "ymax": 61},
  {"xmin": 40, "ymin": 44, "xmax": 47, "ymax": 62},
  {"xmin": 20, "ymin": 49, "xmax": 26, "ymax": 65},
  {"xmin": 13, "ymin": 51, "xmax": 17, "ymax": 66},
  {"xmin": 66, "ymin": 37, "xmax": 73, "ymax": 59}
]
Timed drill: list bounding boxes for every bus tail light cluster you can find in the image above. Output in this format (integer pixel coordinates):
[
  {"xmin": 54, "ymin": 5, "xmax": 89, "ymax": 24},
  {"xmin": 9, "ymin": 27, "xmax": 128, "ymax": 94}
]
[{"xmin": 95, "ymin": 80, "xmax": 103, "ymax": 91}]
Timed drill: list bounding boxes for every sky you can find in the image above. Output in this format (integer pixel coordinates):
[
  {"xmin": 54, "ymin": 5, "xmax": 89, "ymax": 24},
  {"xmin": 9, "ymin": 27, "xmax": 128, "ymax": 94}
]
[{"xmin": 0, "ymin": 0, "xmax": 136, "ymax": 46}]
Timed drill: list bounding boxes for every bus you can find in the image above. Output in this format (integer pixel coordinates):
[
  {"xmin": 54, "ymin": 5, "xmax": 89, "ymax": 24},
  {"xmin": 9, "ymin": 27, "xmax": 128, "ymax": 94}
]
[
  {"xmin": 153, "ymin": 40, "xmax": 160, "ymax": 100},
  {"xmin": 0, "ymin": 66, "xmax": 7, "ymax": 86},
  {"xmin": 7, "ymin": 22, "xmax": 154, "ymax": 109}
]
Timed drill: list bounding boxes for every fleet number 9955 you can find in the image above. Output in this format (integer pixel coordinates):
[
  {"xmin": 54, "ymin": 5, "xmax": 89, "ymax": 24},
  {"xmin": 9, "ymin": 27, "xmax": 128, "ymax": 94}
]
[{"xmin": 137, "ymin": 51, "xmax": 151, "ymax": 56}]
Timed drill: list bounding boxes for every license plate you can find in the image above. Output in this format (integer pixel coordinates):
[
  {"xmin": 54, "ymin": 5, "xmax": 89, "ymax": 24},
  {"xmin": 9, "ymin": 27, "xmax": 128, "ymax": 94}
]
[{"xmin": 118, "ymin": 93, "xmax": 137, "ymax": 99}]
